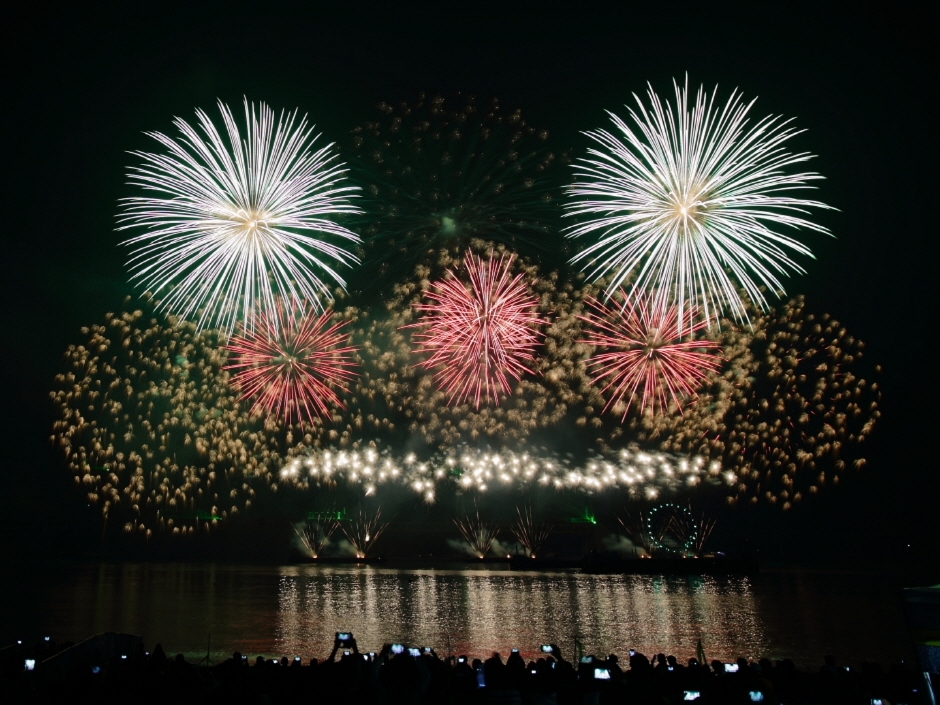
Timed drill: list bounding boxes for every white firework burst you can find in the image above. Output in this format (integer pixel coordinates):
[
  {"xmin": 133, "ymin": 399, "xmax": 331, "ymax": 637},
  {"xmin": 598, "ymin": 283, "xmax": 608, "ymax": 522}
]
[
  {"xmin": 118, "ymin": 99, "xmax": 361, "ymax": 335},
  {"xmin": 565, "ymin": 77, "xmax": 833, "ymax": 332}
]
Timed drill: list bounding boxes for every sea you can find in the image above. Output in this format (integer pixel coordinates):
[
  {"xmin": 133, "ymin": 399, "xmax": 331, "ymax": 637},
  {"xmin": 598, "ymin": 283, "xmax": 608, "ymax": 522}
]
[{"xmin": 2, "ymin": 562, "xmax": 920, "ymax": 669}]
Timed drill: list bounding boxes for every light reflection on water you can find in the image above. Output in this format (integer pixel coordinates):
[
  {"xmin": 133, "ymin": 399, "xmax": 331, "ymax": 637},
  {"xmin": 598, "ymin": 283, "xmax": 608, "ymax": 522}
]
[
  {"xmin": 274, "ymin": 567, "xmax": 763, "ymax": 662},
  {"xmin": 16, "ymin": 563, "xmax": 912, "ymax": 669}
]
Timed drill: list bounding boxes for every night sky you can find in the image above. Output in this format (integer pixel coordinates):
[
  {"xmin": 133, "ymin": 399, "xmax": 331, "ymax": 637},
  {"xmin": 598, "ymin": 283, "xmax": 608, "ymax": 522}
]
[{"xmin": 3, "ymin": 4, "xmax": 935, "ymax": 566}]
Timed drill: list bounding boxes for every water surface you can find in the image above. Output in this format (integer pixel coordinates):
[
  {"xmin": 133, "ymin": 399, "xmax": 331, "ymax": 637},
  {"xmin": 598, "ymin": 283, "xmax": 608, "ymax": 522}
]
[{"xmin": 4, "ymin": 562, "xmax": 914, "ymax": 668}]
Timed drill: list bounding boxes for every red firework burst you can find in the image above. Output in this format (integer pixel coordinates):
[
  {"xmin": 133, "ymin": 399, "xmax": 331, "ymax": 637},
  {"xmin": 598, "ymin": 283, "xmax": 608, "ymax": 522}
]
[
  {"xmin": 580, "ymin": 294, "xmax": 721, "ymax": 418},
  {"xmin": 408, "ymin": 251, "xmax": 544, "ymax": 408},
  {"xmin": 224, "ymin": 303, "xmax": 358, "ymax": 423}
]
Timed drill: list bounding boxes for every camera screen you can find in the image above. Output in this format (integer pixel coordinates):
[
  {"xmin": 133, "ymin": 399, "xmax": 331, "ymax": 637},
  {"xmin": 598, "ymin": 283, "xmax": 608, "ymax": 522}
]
[
  {"xmin": 337, "ymin": 632, "xmax": 351, "ymax": 641},
  {"xmin": 407, "ymin": 648, "xmax": 421, "ymax": 657},
  {"xmin": 724, "ymin": 663, "xmax": 739, "ymax": 673},
  {"xmin": 683, "ymin": 691, "xmax": 701, "ymax": 701},
  {"xmin": 749, "ymin": 692, "xmax": 765, "ymax": 702},
  {"xmin": 593, "ymin": 668, "xmax": 611, "ymax": 680},
  {"xmin": 24, "ymin": 659, "xmax": 36, "ymax": 671},
  {"xmin": 541, "ymin": 645, "xmax": 552, "ymax": 653},
  {"xmin": 391, "ymin": 644, "xmax": 405, "ymax": 654}
]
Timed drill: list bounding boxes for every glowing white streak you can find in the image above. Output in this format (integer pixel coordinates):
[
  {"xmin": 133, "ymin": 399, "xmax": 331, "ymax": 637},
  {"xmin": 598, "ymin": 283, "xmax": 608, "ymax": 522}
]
[
  {"xmin": 565, "ymin": 77, "xmax": 833, "ymax": 332},
  {"xmin": 119, "ymin": 99, "xmax": 361, "ymax": 335}
]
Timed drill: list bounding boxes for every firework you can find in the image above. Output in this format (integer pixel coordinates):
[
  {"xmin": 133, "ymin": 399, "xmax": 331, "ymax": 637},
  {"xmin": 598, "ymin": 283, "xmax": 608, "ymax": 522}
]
[
  {"xmin": 614, "ymin": 509, "xmax": 655, "ymax": 556},
  {"xmin": 565, "ymin": 77, "xmax": 832, "ymax": 332},
  {"xmin": 667, "ymin": 506, "xmax": 716, "ymax": 557},
  {"xmin": 118, "ymin": 99, "xmax": 361, "ymax": 335},
  {"xmin": 510, "ymin": 505, "xmax": 552, "ymax": 558},
  {"xmin": 293, "ymin": 512, "xmax": 340, "ymax": 558},
  {"xmin": 279, "ymin": 444, "xmax": 724, "ymax": 503},
  {"xmin": 580, "ymin": 293, "xmax": 721, "ymax": 418},
  {"xmin": 341, "ymin": 507, "xmax": 389, "ymax": 558},
  {"xmin": 409, "ymin": 251, "xmax": 544, "ymax": 408},
  {"xmin": 350, "ymin": 245, "xmax": 591, "ymax": 447},
  {"xmin": 652, "ymin": 296, "xmax": 880, "ymax": 508},
  {"xmin": 49, "ymin": 295, "xmax": 373, "ymax": 537},
  {"xmin": 49, "ymin": 298, "xmax": 274, "ymax": 536},
  {"xmin": 224, "ymin": 303, "xmax": 358, "ymax": 423},
  {"xmin": 454, "ymin": 509, "xmax": 499, "ymax": 559},
  {"xmin": 349, "ymin": 93, "xmax": 566, "ymax": 285}
]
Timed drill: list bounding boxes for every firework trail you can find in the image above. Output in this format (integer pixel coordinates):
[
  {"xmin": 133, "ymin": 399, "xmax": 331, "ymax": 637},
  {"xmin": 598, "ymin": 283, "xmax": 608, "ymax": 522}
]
[
  {"xmin": 565, "ymin": 77, "xmax": 833, "ymax": 332},
  {"xmin": 349, "ymin": 93, "xmax": 567, "ymax": 284},
  {"xmin": 510, "ymin": 505, "xmax": 553, "ymax": 558},
  {"xmin": 341, "ymin": 507, "xmax": 390, "ymax": 558},
  {"xmin": 668, "ymin": 506, "xmax": 716, "ymax": 557},
  {"xmin": 293, "ymin": 513, "xmax": 340, "ymax": 558},
  {"xmin": 119, "ymin": 99, "xmax": 361, "ymax": 335},
  {"xmin": 580, "ymin": 294, "xmax": 722, "ymax": 418},
  {"xmin": 614, "ymin": 509, "xmax": 656, "ymax": 556},
  {"xmin": 409, "ymin": 251, "xmax": 544, "ymax": 408},
  {"xmin": 224, "ymin": 302, "xmax": 358, "ymax": 423},
  {"xmin": 454, "ymin": 509, "xmax": 499, "ymax": 558}
]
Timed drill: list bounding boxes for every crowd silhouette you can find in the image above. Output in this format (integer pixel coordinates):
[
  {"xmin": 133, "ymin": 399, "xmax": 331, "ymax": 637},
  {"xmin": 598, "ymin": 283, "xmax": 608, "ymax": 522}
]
[{"xmin": 1, "ymin": 633, "xmax": 927, "ymax": 704}]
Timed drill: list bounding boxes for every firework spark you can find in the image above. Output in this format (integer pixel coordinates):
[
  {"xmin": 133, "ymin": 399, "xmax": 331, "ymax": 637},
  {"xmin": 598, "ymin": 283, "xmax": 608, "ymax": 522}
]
[
  {"xmin": 565, "ymin": 77, "xmax": 832, "ymax": 332},
  {"xmin": 580, "ymin": 294, "xmax": 721, "ymax": 418},
  {"xmin": 119, "ymin": 99, "xmax": 361, "ymax": 335},
  {"xmin": 224, "ymin": 303, "xmax": 358, "ymax": 423},
  {"xmin": 409, "ymin": 251, "xmax": 544, "ymax": 408}
]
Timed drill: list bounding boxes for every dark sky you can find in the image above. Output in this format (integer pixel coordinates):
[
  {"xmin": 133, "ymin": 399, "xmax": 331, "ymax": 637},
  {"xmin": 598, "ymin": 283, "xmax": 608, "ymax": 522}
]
[{"xmin": 2, "ymin": 3, "xmax": 935, "ymax": 562}]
